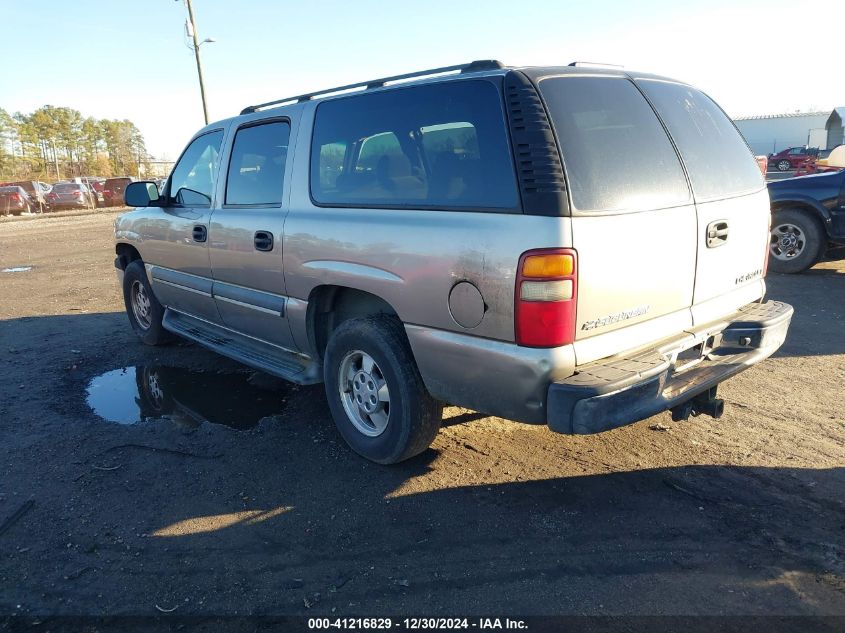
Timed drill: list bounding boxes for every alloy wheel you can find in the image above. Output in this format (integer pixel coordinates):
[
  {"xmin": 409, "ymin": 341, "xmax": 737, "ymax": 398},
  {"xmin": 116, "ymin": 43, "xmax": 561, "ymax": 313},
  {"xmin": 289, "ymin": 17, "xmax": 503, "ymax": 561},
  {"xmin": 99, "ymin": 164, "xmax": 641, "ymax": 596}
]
[
  {"xmin": 338, "ymin": 350, "xmax": 391, "ymax": 437},
  {"xmin": 770, "ymin": 223, "xmax": 805, "ymax": 260},
  {"xmin": 130, "ymin": 280, "xmax": 152, "ymax": 330}
]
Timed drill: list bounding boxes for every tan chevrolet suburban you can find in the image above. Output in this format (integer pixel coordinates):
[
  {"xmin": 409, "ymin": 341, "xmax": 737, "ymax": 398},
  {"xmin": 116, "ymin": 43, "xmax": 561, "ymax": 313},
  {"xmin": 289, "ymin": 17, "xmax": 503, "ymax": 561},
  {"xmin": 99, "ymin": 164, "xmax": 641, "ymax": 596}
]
[{"xmin": 114, "ymin": 60, "xmax": 793, "ymax": 463}]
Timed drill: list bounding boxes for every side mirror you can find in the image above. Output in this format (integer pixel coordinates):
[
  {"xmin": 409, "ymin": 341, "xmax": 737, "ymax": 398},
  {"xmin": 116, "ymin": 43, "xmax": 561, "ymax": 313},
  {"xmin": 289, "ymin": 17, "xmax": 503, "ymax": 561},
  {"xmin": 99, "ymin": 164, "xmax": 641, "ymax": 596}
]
[{"xmin": 124, "ymin": 181, "xmax": 161, "ymax": 207}]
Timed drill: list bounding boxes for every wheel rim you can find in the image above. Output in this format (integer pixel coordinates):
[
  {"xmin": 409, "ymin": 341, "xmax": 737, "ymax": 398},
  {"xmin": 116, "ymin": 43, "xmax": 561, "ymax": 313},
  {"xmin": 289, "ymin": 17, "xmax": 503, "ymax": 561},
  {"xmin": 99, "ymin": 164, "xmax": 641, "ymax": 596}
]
[
  {"xmin": 778, "ymin": 160, "xmax": 791, "ymax": 171},
  {"xmin": 770, "ymin": 222, "xmax": 806, "ymax": 261},
  {"xmin": 146, "ymin": 371, "xmax": 165, "ymax": 407},
  {"xmin": 338, "ymin": 350, "xmax": 390, "ymax": 437},
  {"xmin": 130, "ymin": 280, "xmax": 153, "ymax": 330}
]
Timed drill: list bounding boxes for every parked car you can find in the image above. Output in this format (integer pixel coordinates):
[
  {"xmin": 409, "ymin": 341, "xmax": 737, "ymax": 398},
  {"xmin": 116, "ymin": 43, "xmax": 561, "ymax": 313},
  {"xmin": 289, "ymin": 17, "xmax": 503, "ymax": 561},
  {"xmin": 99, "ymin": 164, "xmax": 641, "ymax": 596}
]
[
  {"xmin": 794, "ymin": 144, "xmax": 844, "ymax": 176},
  {"xmin": 115, "ymin": 60, "xmax": 792, "ymax": 464},
  {"xmin": 47, "ymin": 182, "xmax": 96, "ymax": 210},
  {"xmin": 769, "ymin": 146, "xmax": 820, "ymax": 172},
  {"xmin": 3, "ymin": 180, "xmax": 47, "ymax": 212},
  {"xmin": 0, "ymin": 185, "xmax": 34, "ymax": 215},
  {"xmin": 102, "ymin": 177, "xmax": 134, "ymax": 207},
  {"xmin": 768, "ymin": 147, "xmax": 845, "ymax": 272},
  {"xmin": 80, "ymin": 177, "xmax": 105, "ymax": 205}
]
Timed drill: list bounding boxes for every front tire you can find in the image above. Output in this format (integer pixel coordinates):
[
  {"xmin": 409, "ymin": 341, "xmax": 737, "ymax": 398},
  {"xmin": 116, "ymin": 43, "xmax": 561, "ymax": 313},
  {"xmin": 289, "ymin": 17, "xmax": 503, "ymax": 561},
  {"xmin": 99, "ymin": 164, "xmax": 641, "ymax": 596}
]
[
  {"xmin": 776, "ymin": 159, "xmax": 792, "ymax": 172},
  {"xmin": 769, "ymin": 208, "xmax": 826, "ymax": 273},
  {"xmin": 122, "ymin": 260, "xmax": 172, "ymax": 345},
  {"xmin": 324, "ymin": 316, "xmax": 442, "ymax": 464}
]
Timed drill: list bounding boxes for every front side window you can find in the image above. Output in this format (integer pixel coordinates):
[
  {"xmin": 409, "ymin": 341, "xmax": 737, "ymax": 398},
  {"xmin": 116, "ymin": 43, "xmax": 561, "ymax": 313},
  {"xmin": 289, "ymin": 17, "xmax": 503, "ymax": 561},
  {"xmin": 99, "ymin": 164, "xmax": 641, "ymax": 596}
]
[
  {"xmin": 169, "ymin": 130, "xmax": 224, "ymax": 207},
  {"xmin": 310, "ymin": 80, "xmax": 519, "ymax": 211},
  {"xmin": 540, "ymin": 76, "xmax": 690, "ymax": 213},
  {"xmin": 225, "ymin": 120, "xmax": 291, "ymax": 206},
  {"xmin": 637, "ymin": 80, "xmax": 764, "ymax": 201}
]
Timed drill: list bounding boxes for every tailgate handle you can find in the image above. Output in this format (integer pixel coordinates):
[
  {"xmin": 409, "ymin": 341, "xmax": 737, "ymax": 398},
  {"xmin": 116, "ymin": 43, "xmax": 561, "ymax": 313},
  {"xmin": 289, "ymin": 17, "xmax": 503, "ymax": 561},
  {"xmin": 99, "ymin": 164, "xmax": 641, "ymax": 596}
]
[{"xmin": 706, "ymin": 220, "xmax": 729, "ymax": 248}]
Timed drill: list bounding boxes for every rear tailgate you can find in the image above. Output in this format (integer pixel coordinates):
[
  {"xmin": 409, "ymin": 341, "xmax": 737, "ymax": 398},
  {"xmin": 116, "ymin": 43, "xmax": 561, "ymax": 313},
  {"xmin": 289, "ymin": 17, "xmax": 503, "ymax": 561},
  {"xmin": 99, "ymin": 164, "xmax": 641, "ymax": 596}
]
[
  {"xmin": 636, "ymin": 79, "xmax": 769, "ymax": 325},
  {"xmin": 537, "ymin": 75, "xmax": 697, "ymax": 365}
]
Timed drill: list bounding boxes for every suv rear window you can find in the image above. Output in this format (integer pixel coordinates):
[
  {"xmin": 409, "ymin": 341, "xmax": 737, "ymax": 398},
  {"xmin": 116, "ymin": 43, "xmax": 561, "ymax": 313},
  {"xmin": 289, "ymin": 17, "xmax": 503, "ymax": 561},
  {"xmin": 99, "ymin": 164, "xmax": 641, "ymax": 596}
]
[
  {"xmin": 310, "ymin": 80, "xmax": 519, "ymax": 211},
  {"xmin": 539, "ymin": 76, "xmax": 690, "ymax": 213},
  {"xmin": 636, "ymin": 80, "xmax": 764, "ymax": 201}
]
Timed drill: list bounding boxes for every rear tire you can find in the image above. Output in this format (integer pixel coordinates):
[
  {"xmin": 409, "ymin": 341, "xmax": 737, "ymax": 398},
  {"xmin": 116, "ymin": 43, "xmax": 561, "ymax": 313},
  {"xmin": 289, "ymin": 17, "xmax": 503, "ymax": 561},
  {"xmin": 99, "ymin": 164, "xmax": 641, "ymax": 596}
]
[
  {"xmin": 323, "ymin": 316, "xmax": 442, "ymax": 464},
  {"xmin": 769, "ymin": 208, "xmax": 826, "ymax": 273},
  {"xmin": 776, "ymin": 159, "xmax": 792, "ymax": 172},
  {"xmin": 122, "ymin": 260, "xmax": 173, "ymax": 345}
]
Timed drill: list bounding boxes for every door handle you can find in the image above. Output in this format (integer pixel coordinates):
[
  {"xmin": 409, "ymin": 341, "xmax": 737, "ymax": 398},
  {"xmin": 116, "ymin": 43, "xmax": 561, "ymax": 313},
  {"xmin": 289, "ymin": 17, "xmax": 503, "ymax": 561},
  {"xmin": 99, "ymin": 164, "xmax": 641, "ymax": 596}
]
[
  {"xmin": 192, "ymin": 225, "xmax": 207, "ymax": 243},
  {"xmin": 706, "ymin": 220, "xmax": 729, "ymax": 248},
  {"xmin": 254, "ymin": 230, "xmax": 274, "ymax": 252}
]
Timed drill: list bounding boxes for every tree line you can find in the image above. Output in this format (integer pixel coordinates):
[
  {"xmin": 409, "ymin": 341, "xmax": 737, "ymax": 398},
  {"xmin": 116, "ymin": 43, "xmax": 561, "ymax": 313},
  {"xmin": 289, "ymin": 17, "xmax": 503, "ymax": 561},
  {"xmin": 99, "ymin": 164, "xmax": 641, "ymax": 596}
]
[{"xmin": 0, "ymin": 105, "xmax": 152, "ymax": 181}]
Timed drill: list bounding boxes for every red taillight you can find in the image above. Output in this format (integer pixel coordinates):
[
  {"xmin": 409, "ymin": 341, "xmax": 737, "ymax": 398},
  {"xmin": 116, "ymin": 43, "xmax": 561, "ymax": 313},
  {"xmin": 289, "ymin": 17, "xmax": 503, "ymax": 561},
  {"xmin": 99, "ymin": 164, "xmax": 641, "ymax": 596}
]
[
  {"xmin": 9, "ymin": 193, "xmax": 21, "ymax": 201},
  {"xmin": 515, "ymin": 248, "xmax": 578, "ymax": 347},
  {"xmin": 103, "ymin": 189, "xmax": 111, "ymax": 194},
  {"xmin": 755, "ymin": 155, "xmax": 768, "ymax": 177},
  {"xmin": 72, "ymin": 190, "xmax": 82, "ymax": 197}
]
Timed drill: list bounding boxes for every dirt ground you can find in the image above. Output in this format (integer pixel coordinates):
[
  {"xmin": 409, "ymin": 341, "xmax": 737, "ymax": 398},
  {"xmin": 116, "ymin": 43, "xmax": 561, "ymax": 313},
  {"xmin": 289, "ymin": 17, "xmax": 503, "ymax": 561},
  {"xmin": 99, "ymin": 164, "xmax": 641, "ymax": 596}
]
[{"xmin": 0, "ymin": 210, "xmax": 843, "ymax": 618}]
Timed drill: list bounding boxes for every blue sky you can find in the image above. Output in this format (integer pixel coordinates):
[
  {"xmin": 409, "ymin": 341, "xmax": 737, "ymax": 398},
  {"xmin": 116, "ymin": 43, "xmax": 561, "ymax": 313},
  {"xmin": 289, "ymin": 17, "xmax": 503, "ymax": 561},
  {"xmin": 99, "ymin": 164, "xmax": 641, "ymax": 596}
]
[{"xmin": 0, "ymin": 0, "xmax": 837, "ymax": 159}]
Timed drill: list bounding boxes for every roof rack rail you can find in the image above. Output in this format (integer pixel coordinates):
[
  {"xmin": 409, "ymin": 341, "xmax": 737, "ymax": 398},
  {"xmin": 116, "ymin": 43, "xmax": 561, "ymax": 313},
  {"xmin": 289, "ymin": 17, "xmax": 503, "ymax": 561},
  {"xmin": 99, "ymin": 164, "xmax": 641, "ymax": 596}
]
[
  {"xmin": 568, "ymin": 61, "xmax": 624, "ymax": 69},
  {"xmin": 240, "ymin": 60, "xmax": 505, "ymax": 115}
]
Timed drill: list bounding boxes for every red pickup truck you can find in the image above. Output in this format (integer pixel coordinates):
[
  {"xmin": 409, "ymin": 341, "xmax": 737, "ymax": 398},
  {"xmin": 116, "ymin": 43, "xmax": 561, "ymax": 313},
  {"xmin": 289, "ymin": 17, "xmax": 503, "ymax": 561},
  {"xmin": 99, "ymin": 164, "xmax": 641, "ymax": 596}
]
[{"xmin": 768, "ymin": 146, "xmax": 820, "ymax": 171}]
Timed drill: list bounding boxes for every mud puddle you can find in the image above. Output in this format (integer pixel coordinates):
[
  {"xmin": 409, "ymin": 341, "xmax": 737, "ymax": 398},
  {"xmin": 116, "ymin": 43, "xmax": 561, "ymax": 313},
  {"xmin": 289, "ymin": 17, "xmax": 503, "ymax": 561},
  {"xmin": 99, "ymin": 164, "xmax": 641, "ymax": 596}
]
[{"xmin": 86, "ymin": 366, "xmax": 293, "ymax": 429}]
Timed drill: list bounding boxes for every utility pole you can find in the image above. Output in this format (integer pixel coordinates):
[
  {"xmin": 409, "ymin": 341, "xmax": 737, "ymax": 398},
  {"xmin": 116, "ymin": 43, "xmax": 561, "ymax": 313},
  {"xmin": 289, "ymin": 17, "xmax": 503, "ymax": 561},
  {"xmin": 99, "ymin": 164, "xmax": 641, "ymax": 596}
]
[{"xmin": 184, "ymin": 0, "xmax": 211, "ymax": 125}]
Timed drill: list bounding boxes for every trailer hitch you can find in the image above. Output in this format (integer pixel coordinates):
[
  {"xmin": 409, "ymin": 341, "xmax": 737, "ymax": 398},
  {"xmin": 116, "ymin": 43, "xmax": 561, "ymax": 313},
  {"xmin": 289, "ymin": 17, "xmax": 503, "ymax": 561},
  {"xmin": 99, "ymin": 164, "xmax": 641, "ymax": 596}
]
[{"xmin": 670, "ymin": 387, "xmax": 725, "ymax": 422}]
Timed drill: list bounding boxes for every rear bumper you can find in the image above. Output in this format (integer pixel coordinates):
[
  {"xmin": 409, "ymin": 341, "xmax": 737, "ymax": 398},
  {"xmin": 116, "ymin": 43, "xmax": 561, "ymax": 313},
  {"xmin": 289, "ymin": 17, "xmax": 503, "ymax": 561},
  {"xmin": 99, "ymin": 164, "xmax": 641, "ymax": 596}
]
[
  {"xmin": 547, "ymin": 300, "xmax": 793, "ymax": 434},
  {"xmin": 50, "ymin": 200, "xmax": 89, "ymax": 209}
]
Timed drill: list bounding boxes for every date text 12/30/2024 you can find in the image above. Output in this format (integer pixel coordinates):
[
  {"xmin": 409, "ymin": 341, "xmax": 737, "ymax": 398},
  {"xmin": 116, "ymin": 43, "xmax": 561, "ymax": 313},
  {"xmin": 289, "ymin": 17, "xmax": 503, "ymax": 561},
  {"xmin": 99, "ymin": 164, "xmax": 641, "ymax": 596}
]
[{"xmin": 308, "ymin": 618, "xmax": 528, "ymax": 630}]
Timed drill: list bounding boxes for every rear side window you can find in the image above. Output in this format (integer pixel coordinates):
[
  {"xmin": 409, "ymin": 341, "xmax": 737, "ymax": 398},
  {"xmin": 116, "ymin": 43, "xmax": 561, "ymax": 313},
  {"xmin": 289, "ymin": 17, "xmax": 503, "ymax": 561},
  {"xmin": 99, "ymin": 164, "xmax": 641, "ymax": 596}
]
[
  {"xmin": 225, "ymin": 120, "xmax": 290, "ymax": 206},
  {"xmin": 540, "ymin": 76, "xmax": 690, "ymax": 213},
  {"xmin": 310, "ymin": 80, "xmax": 519, "ymax": 211},
  {"xmin": 637, "ymin": 80, "xmax": 764, "ymax": 200}
]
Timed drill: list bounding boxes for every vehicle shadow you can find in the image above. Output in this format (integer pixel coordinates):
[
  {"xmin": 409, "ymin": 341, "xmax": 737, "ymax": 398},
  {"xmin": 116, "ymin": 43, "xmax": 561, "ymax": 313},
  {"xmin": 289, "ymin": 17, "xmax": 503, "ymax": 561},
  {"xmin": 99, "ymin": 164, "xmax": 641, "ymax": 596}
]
[
  {"xmin": 1, "ymin": 311, "xmax": 844, "ymax": 616},
  {"xmin": 42, "ymin": 450, "xmax": 845, "ymax": 615}
]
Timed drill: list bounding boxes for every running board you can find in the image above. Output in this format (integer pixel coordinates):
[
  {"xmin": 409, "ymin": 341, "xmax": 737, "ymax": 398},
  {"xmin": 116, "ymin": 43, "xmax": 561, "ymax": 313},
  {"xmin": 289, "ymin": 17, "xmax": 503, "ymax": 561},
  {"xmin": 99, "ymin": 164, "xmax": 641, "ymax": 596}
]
[{"xmin": 163, "ymin": 310, "xmax": 322, "ymax": 385}]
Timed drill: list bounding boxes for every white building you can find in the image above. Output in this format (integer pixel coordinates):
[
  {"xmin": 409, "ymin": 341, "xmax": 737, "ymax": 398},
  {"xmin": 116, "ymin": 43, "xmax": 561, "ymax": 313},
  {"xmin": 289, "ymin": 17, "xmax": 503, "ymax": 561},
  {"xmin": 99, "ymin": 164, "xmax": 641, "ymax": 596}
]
[
  {"xmin": 734, "ymin": 111, "xmax": 829, "ymax": 155},
  {"xmin": 825, "ymin": 108, "xmax": 845, "ymax": 150}
]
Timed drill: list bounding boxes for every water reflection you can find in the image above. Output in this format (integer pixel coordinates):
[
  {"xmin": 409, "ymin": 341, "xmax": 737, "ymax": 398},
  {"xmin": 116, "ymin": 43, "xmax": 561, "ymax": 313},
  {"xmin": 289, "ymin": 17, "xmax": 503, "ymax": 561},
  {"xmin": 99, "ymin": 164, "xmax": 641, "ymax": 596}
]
[{"xmin": 86, "ymin": 366, "xmax": 293, "ymax": 429}]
